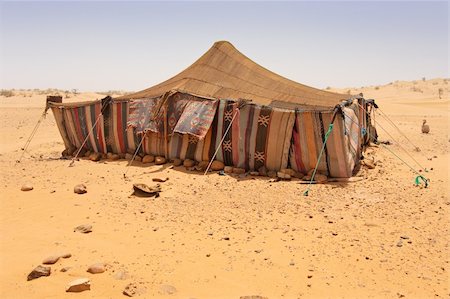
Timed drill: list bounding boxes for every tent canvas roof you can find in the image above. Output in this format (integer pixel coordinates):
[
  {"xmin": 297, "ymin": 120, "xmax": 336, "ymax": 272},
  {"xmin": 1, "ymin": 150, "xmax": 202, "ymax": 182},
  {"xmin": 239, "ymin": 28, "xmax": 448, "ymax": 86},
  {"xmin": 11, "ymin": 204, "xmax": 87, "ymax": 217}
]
[{"xmin": 118, "ymin": 41, "xmax": 348, "ymax": 109}]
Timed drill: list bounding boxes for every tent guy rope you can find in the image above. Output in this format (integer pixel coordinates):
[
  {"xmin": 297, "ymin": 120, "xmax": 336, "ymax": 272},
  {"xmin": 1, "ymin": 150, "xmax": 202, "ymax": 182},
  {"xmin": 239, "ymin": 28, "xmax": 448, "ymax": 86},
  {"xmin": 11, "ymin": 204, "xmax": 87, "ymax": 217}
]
[
  {"xmin": 342, "ymin": 110, "xmax": 429, "ymax": 188},
  {"xmin": 204, "ymin": 109, "xmax": 239, "ymax": 175},
  {"xmin": 15, "ymin": 109, "xmax": 48, "ymax": 164}
]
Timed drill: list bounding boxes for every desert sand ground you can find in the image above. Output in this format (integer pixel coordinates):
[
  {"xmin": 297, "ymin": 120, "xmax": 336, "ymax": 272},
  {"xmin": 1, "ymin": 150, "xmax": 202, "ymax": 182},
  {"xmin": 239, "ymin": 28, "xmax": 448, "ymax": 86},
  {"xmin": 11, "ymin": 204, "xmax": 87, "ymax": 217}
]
[{"xmin": 0, "ymin": 79, "xmax": 448, "ymax": 299}]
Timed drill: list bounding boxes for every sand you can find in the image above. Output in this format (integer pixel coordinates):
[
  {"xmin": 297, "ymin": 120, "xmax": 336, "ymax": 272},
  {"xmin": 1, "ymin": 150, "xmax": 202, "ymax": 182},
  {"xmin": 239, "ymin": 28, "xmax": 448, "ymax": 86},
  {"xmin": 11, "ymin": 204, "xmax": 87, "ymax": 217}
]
[{"xmin": 0, "ymin": 80, "xmax": 448, "ymax": 298}]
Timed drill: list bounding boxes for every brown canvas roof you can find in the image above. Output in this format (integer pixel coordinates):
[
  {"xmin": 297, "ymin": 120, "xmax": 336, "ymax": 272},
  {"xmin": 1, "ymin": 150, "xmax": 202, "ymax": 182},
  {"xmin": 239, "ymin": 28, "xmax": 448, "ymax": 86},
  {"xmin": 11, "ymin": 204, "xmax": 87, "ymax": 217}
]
[{"xmin": 118, "ymin": 41, "xmax": 348, "ymax": 109}]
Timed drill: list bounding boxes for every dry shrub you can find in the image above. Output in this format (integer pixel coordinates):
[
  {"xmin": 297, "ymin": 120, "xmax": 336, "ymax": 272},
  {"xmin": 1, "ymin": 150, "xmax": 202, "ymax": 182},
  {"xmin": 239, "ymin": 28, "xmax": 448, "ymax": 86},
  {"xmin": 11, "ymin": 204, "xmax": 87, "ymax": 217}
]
[{"xmin": 0, "ymin": 89, "xmax": 14, "ymax": 97}]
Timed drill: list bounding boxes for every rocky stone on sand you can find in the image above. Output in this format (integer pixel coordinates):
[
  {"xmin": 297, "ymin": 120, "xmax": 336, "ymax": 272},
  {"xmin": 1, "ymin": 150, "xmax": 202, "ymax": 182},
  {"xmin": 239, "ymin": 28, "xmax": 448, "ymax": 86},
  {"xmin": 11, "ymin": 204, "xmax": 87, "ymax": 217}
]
[
  {"xmin": 249, "ymin": 171, "xmax": 259, "ymax": 176},
  {"xmin": 258, "ymin": 166, "xmax": 268, "ymax": 176},
  {"xmin": 152, "ymin": 177, "xmax": 168, "ymax": 183},
  {"xmin": 197, "ymin": 161, "xmax": 209, "ymax": 171},
  {"xmin": 267, "ymin": 170, "xmax": 277, "ymax": 178},
  {"xmin": 88, "ymin": 152, "xmax": 102, "ymax": 162},
  {"xmin": 42, "ymin": 255, "xmax": 60, "ymax": 265},
  {"xmin": 155, "ymin": 156, "xmax": 166, "ymax": 165},
  {"xmin": 66, "ymin": 278, "xmax": 90, "ymax": 292},
  {"xmin": 277, "ymin": 172, "xmax": 291, "ymax": 180},
  {"xmin": 84, "ymin": 150, "xmax": 91, "ymax": 158},
  {"xmin": 60, "ymin": 253, "xmax": 72, "ymax": 259},
  {"xmin": 60, "ymin": 267, "xmax": 71, "ymax": 272},
  {"xmin": 173, "ymin": 158, "xmax": 182, "ymax": 166},
  {"xmin": 74, "ymin": 184, "xmax": 87, "ymax": 194},
  {"xmin": 232, "ymin": 167, "xmax": 246, "ymax": 174},
  {"xmin": 210, "ymin": 160, "xmax": 225, "ymax": 171},
  {"xmin": 159, "ymin": 284, "xmax": 177, "ymax": 295},
  {"xmin": 27, "ymin": 265, "xmax": 51, "ymax": 281},
  {"xmin": 362, "ymin": 159, "xmax": 376, "ymax": 169},
  {"xmin": 87, "ymin": 263, "xmax": 106, "ymax": 274},
  {"xmin": 134, "ymin": 155, "xmax": 142, "ymax": 162},
  {"xmin": 224, "ymin": 166, "xmax": 233, "ymax": 173},
  {"xmin": 73, "ymin": 224, "xmax": 92, "ymax": 234},
  {"xmin": 123, "ymin": 282, "xmax": 146, "ymax": 297},
  {"xmin": 21, "ymin": 183, "xmax": 33, "ymax": 191},
  {"xmin": 240, "ymin": 296, "xmax": 268, "ymax": 299},
  {"xmin": 110, "ymin": 153, "xmax": 120, "ymax": 160},
  {"xmin": 280, "ymin": 168, "xmax": 296, "ymax": 176},
  {"xmin": 303, "ymin": 173, "xmax": 327, "ymax": 183},
  {"xmin": 183, "ymin": 159, "xmax": 195, "ymax": 168},
  {"xmin": 293, "ymin": 171, "xmax": 304, "ymax": 179},
  {"xmin": 142, "ymin": 155, "xmax": 155, "ymax": 164}
]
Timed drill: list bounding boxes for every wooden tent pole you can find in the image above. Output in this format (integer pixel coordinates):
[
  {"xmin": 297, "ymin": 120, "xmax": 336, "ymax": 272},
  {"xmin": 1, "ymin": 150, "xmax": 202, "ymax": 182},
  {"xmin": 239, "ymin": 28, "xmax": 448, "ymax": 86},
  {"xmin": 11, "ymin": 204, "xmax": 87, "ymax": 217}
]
[{"xmin": 164, "ymin": 99, "xmax": 169, "ymax": 158}]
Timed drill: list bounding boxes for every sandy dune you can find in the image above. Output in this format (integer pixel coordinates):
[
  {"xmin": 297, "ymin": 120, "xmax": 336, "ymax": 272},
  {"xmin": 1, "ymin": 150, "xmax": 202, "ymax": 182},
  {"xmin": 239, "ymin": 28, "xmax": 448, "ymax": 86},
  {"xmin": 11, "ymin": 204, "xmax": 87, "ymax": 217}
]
[{"xmin": 0, "ymin": 79, "xmax": 448, "ymax": 298}]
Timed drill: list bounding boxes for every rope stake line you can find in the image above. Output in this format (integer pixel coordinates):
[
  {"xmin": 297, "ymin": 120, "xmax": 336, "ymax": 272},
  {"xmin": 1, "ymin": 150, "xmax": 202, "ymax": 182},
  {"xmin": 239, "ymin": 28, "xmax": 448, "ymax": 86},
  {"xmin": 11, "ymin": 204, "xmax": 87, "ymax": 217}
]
[
  {"xmin": 123, "ymin": 134, "xmax": 146, "ymax": 179},
  {"xmin": 15, "ymin": 110, "xmax": 48, "ymax": 165},
  {"xmin": 342, "ymin": 111, "xmax": 429, "ymax": 188},
  {"xmin": 303, "ymin": 123, "xmax": 334, "ymax": 196},
  {"xmin": 357, "ymin": 103, "xmax": 428, "ymax": 172},
  {"xmin": 204, "ymin": 109, "xmax": 239, "ymax": 175}
]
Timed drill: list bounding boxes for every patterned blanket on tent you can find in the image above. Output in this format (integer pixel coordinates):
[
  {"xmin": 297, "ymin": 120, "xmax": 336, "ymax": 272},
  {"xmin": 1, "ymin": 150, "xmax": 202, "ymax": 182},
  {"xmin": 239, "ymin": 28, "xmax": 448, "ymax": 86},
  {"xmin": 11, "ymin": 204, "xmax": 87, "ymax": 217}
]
[
  {"xmin": 51, "ymin": 102, "xmax": 107, "ymax": 153},
  {"xmin": 169, "ymin": 99, "xmax": 296, "ymax": 171},
  {"xmin": 173, "ymin": 98, "xmax": 219, "ymax": 139},
  {"xmin": 105, "ymin": 100, "xmax": 165, "ymax": 156},
  {"xmin": 127, "ymin": 98, "xmax": 161, "ymax": 133}
]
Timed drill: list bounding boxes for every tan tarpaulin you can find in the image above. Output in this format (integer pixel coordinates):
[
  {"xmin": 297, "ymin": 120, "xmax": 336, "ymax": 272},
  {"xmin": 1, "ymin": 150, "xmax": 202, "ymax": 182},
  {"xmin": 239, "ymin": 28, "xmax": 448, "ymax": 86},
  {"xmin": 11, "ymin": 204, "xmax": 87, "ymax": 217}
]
[{"xmin": 118, "ymin": 41, "xmax": 347, "ymax": 109}]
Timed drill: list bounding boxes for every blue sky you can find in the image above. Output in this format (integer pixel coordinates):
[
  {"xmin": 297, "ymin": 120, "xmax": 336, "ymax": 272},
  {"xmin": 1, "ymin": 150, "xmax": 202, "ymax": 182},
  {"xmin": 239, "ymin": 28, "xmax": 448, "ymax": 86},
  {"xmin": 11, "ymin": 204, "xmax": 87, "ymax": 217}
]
[{"xmin": 0, "ymin": 1, "xmax": 448, "ymax": 91}]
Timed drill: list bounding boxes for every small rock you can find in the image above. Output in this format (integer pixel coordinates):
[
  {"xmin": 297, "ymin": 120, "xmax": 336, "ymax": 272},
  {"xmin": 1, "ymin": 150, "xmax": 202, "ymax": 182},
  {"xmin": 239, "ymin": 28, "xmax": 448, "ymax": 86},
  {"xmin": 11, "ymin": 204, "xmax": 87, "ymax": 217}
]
[
  {"xmin": 134, "ymin": 155, "xmax": 142, "ymax": 162},
  {"xmin": 74, "ymin": 224, "xmax": 92, "ymax": 234},
  {"xmin": 315, "ymin": 174, "xmax": 328, "ymax": 183},
  {"xmin": 42, "ymin": 255, "xmax": 60, "ymax": 265},
  {"xmin": 258, "ymin": 166, "xmax": 268, "ymax": 176},
  {"xmin": 173, "ymin": 158, "xmax": 182, "ymax": 166},
  {"xmin": 293, "ymin": 171, "xmax": 304, "ymax": 179},
  {"xmin": 232, "ymin": 167, "xmax": 246, "ymax": 174},
  {"xmin": 21, "ymin": 183, "xmax": 33, "ymax": 191},
  {"xmin": 224, "ymin": 166, "xmax": 233, "ymax": 173},
  {"xmin": 249, "ymin": 171, "xmax": 259, "ymax": 176},
  {"xmin": 60, "ymin": 267, "xmax": 71, "ymax": 272},
  {"xmin": 155, "ymin": 156, "xmax": 166, "ymax": 165},
  {"xmin": 210, "ymin": 160, "xmax": 225, "ymax": 171},
  {"xmin": 280, "ymin": 168, "xmax": 296, "ymax": 176},
  {"xmin": 110, "ymin": 153, "xmax": 120, "ymax": 160},
  {"xmin": 183, "ymin": 159, "xmax": 196, "ymax": 168},
  {"xmin": 60, "ymin": 253, "xmax": 72, "ymax": 259},
  {"xmin": 66, "ymin": 278, "xmax": 90, "ymax": 292},
  {"xmin": 125, "ymin": 153, "xmax": 133, "ymax": 160},
  {"xmin": 87, "ymin": 263, "xmax": 105, "ymax": 274},
  {"xmin": 277, "ymin": 172, "xmax": 291, "ymax": 180},
  {"xmin": 89, "ymin": 152, "xmax": 102, "ymax": 162},
  {"xmin": 267, "ymin": 170, "xmax": 277, "ymax": 178},
  {"xmin": 142, "ymin": 155, "xmax": 155, "ymax": 164},
  {"xmin": 362, "ymin": 159, "xmax": 376, "ymax": 169},
  {"xmin": 159, "ymin": 284, "xmax": 177, "ymax": 295},
  {"xmin": 123, "ymin": 282, "xmax": 146, "ymax": 297},
  {"xmin": 27, "ymin": 265, "xmax": 51, "ymax": 281},
  {"xmin": 74, "ymin": 184, "xmax": 87, "ymax": 194},
  {"xmin": 196, "ymin": 161, "xmax": 209, "ymax": 171},
  {"xmin": 240, "ymin": 296, "xmax": 268, "ymax": 299},
  {"xmin": 152, "ymin": 177, "xmax": 168, "ymax": 183},
  {"xmin": 84, "ymin": 151, "xmax": 91, "ymax": 158}
]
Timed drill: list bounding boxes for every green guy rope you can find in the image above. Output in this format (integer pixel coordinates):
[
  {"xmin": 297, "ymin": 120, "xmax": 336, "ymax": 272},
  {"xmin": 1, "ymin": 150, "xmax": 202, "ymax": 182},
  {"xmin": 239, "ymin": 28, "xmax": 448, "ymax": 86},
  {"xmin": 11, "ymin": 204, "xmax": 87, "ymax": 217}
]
[{"xmin": 303, "ymin": 123, "xmax": 334, "ymax": 196}]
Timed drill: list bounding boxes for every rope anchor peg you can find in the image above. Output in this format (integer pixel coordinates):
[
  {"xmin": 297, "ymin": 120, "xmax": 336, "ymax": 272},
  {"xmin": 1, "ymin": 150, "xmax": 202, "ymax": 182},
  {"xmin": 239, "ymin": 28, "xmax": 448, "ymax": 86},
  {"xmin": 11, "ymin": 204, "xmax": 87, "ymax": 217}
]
[{"xmin": 415, "ymin": 175, "xmax": 429, "ymax": 188}]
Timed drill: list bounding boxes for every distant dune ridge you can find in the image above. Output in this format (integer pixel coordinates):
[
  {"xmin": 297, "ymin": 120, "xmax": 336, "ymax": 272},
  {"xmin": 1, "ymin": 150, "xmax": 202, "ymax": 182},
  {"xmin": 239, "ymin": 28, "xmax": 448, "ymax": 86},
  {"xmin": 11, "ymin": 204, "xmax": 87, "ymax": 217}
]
[{"xmin": 0, "ymin": 78, "xmax": 448, "ymax": 298}]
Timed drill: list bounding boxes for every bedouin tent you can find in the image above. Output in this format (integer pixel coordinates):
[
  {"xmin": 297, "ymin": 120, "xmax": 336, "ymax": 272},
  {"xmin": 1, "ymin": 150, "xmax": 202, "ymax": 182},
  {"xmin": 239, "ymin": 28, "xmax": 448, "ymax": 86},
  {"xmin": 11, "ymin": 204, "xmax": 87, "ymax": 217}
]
[{"xmin": 49, "ymin": 41, "xmax": 376, "ymax": 178}]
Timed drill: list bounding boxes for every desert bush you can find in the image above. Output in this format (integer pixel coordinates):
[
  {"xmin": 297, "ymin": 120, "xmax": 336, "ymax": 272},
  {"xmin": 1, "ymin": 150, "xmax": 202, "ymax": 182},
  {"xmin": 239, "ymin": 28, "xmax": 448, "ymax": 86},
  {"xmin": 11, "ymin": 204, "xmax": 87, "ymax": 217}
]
[{"xmin": 0, "ymin": 89, "xmax": 15, "ymax": 97}]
